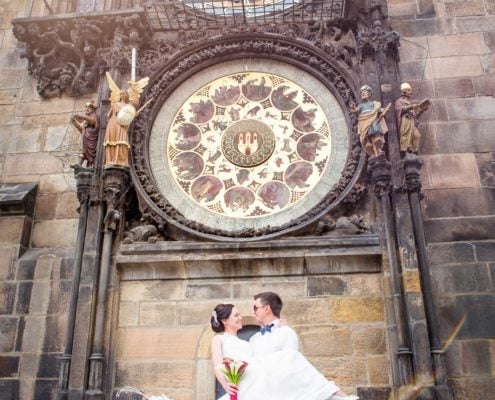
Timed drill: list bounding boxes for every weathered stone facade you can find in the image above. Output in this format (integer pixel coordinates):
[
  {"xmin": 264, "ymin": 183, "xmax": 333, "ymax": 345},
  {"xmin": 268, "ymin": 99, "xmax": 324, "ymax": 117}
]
[{"xmin": 0, "ymin": 1, "xmax": 494, "ymax": 400}]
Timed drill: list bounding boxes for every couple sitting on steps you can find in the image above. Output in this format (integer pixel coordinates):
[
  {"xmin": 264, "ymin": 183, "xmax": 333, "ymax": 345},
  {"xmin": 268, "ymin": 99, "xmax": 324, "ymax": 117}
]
[{"xmin": 211, "ymin": 291, "xmax": 359, "ymax": 400}]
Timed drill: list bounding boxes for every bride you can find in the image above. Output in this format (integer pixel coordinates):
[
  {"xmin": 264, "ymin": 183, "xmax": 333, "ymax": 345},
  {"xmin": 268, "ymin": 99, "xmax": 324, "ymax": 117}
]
[{"xmin": 210, "ymin": 303, "xmax": 359, "ymax": 400}]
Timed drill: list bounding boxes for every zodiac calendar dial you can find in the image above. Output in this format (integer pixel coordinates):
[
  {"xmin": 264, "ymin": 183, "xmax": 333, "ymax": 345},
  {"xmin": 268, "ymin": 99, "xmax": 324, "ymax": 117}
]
[{"xmin": 166, "ymin": 72, "xmax": 332, "ymax": 219}]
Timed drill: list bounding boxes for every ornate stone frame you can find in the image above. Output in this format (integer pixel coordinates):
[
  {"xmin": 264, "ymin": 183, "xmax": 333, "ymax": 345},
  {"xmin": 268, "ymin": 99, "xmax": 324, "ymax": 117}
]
[{"xmin": 131, "ymin": 33, "xmax": 364, "ymax": 241}]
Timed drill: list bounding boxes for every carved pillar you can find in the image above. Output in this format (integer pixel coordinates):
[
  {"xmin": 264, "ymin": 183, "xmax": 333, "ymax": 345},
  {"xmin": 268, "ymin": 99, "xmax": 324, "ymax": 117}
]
[
  {"xmin": 86, "ymin": 167, "xmax": 130, "ymax": 400},
  {"xmin": 368, "ymin": 153, "xmax": 414, "ymax": 389},
  {"xmin": 404, "ymin": 155, "xmax": 454, "ymax": 400},
  {"xmin": 58, "ymin": 167, "xmax": 93, "ymax": 400}
]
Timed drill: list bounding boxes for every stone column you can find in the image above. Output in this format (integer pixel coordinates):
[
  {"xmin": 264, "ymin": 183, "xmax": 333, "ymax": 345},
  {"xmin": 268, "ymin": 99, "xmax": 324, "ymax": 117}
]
[
  {"xmin": 58, "ymin": 167, "xmax": 93, "ymax": 400},
  {"xmin": 404, "ymin": 154, "xmax": 454, "ymax": 400},
  {"xmin": 85, "ymin": 166, "xmax": 130, "ymax": 400}
]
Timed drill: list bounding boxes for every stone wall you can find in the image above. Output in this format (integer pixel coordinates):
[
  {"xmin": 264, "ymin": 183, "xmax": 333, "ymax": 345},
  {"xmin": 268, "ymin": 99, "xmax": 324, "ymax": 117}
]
[{"xmin": 391, "ymin": 0, "xmax": 495, "ymax": 398}]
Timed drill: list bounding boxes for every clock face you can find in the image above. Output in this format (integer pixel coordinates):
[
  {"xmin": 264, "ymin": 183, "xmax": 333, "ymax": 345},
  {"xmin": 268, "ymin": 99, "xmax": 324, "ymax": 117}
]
[{"xmin": 149, "ymin": 60, "xmax": 349, "ymax": 234}]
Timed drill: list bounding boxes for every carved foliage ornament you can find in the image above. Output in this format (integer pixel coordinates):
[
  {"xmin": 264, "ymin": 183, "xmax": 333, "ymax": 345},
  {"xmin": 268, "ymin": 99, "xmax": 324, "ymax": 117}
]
[{"xmin": 131, "ymin": 35, "xmax": 365, "ymax": 240}]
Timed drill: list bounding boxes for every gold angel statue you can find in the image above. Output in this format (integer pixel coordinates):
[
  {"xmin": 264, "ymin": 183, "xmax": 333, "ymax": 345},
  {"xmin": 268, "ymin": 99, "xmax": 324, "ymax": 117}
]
[{"xmin": 103, "ymin": 71, "xmax": 149, "ymax": 167}]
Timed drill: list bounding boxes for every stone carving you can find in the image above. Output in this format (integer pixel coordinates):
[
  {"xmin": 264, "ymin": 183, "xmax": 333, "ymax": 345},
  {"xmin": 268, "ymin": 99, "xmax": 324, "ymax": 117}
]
[
  {"xmin": 71, "ymin": 100, "xmax": 99, "ymax": 168},
  {"xmin": 12, "ymin": 12, "xmax": 150, "ymax": 98},
  {"xmin": 122, "ymin": 223, "xmax": 159, "ymax": 244},
  {"xmin": 351, "ymin": 85, "xmax": 390, "ymax": 157},
  {"xmin": 315, "ymin": 214, "xmax": 371, "ymax": 236},
  {"xmin": 395, "ymin": 83, "xmax": 430, "ymax": 157}
]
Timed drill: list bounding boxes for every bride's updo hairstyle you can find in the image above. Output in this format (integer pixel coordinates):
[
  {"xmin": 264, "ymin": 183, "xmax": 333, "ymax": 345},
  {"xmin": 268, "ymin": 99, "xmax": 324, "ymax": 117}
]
[{"xmin": 211, "ymin": 304, "xmax": 234, "ymax": 333}]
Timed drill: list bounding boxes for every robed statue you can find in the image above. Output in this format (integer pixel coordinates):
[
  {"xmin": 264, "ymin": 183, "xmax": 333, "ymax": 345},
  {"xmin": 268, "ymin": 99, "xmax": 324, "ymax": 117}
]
[
  {"xmin": 350, "ymin": 85, "xmax": 390, "ymax": 157},
  {"xmin": 104, "ymin": 71, "xmax": 149, "ymax": 167},
  {"xmin": 71, "ymin": 100, "xmax": 99, "ymax": 168}
]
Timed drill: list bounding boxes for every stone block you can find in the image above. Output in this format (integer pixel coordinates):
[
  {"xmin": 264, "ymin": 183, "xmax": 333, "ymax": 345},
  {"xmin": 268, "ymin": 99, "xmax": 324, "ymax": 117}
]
[
  {"xmin": 178, "ymin": 300, "xmax": 229, "ymax": 326},
  {"xmin": 298, "ymin": 325, "xmax": 352, "ymax": 356},
  {"xmin": 29, "ymin": 281, "xmax": 50, "ymax": 315},
  {"xmin": 37, "ymin": 353, "xmax": 60, "ymax": 378},
  {"xmin": 0, "ymin": 356, "xmax": 19, "ymax": 377},
  {"xmin": 42, "ymin": 315, "xmax": 65, "ymax": 353},
  {"xmin": 433, "ymin": 264, "xmax": 490, "ymax": 293},
  {"xmin": 484, "ymin": 32, "xmax": 495, "ymax": 51},
  {"xmin": 118, "ymin": 301, "xmax": 139, "ymax": 327},
  {"xmin": 120, "ymin": 280, "xmax": 184, "ymax": 302},
  {"xmin": 481, "ymin": 54, "xmax": 495, "ymax": 74},
  {"xmin": 367, "ymin": 355, "xmax": 391, "ymax": 384},
  {"xmin": 115, "ymin": 360, "xmax": 195, "ymax": 389},
  {"xmin": 31, "ymin": 219, "xmax": 78, "ymax": 248},
  {"xmin": 117, "ymin": 326, "xmax": 205, "ymax": 361},
  {"xmin": 48, "ymin": 280, "xmax": 71, "ymax": 315},
  {"xmin": 403, "ymin": 270, "xmax": 421, "ymax": 292},
  {"xmin": 428, "ymin": 33, "xmax": 488, "ymax": 57},
  {"xmin": 0, "ymin": 216, "xmax": 26, "ymax": 244},
  {"xmin": 34, "ymin": 254, "xmax": 57, "ymax": 280},
  {"xmin": 330, "ymin": 298, "xmax": 384, "ymax": 323},
  {"xmin": 4, "ymin": 153, "xmax": 63, "ymax": 177},
  {"xmin": 307, "ymin": 276, "xmax": 347, "ymax": 296},
  {"xmin": 389, "ymin": 3, "xmax": 419, "ymax": 17},
  {"xmin": 445, "ymin": 0, "xmax": 485, "ymax": 17},
  {"xmin": 434, "ymin": 78, "xmax": 475, "ymax": 98},
  {"xmin": 346, "ymin": 274, "xmax": 383, "ymax": 296},
  {"xmin": 0, "ymin": 282, "xmax": 16, "ymax": 314},
  {"xmin": 427, "ymin": 242, "xmax": 475, "ymax": 264},
  {"xmin": 0, "ymin": 89, "xmax": 18, "ymax": 105},
  {"xmin": 16, "ymin": 281, "xmax": 32, "ymax": 314},
  {"xmin": 391, "ymin": 18, "xmax": 455, "ymax": 37},
  {"xmin": 398, "ymin": 37, "xmax": 428, "ymax": 62},
  {"xmin": 423, "ymin": 154, "xmax": 480, "ymax": 189},
  {"xmin": 435, "ymin": 121, "xmax": 495, "ymax": 153},
  {"xmin": 16, "ymin": 99, "xmax": 75, "ymax": 117},
  {"xmin": 185, "ymin": 282, "xmax": 231, "ymax": 300},
  {"xmin": 426, "ymin": 215, "xmax": 495, "ymax": 242},
  {"xmin": 475, "ymin": 241, "xmax": 495, "ymax": 261},
  {"xmin": 430, "ymin": 56, "xmax": 483, "ymax": 79},
  {"xmin": 39, "ymin": 174, "xmax": 76, "ymax": 193},
  {"xmin": 350, "ymin": 326, "xmax": 386, "ymax": 354},
  {"xmin": 139, "ymin": 302, "xmax": 177, "ymax": 327},
  {"xmin": 398, "ymin": 60, "xmax": 430, "ymax": 80},
  {"xmin": 58, "ymin": 257, "xmax": 73, "ymax": 280},
  {"xmin": 0, "ymin": 68, "xmax": 24, "ymax": 89},
  {"xmin": 0, "ymin": 317, "xmax": 17, "ymax": 352},
  {"xmin": 34, "ymin": 194, "xmax": 57, "ymax": 220},
  {"xmin": 16, "ymin": 257, "xmax": 36, "ymax": 280},
  {"xmin": 33, "ymin": 379, "xmax": 58, "ymax": 400},
  {"xmin": 456, "ymin": 16, "xmax": 495, "ymax": 33},
  {"xmin": 0, "ymin": 244, "xmax": 16, "ymax": 280},
  {"xmin": 305, "ymin": 255, "xmax": 380, "ymax": 274},
  {"xmin": 437, "ymin": 295, "xmax": 495, "ymax": 340},
  {"xmin": 446, "ymin": 97, "xmax": 495, "ymax": 120},
  {"xmin": 0, "ymin": 380, "xmax": 19, "ymax": 400},
  {"xmin": 284, "ymin": 297, "xmax": 332, "ymax": 324},
  {"xmin": 24, "ymin": 112, "xmax": 73, "ymax": 128},
  {"xmin": 314, "ymin": 356, "xmax": 368, "ymax": 385},
  {"xmin": 55, "ymin": 192, "xmax": 79, "ymax": 219},
  {"xmin": 473, "ymin": 76, "xmax": 495, "ymax": 96},
  {"xmin": 233, "ymin": 279, "xmax": 305, "ymax": 299},
  {"xmin": 476, "ymin": 152, "xmax": 495, "ymax": 188},
  {"xmin": 45, "ymin": 125, "xmax": 72, "ymax": 152},
  {"xmin": 0, "ymin": 125, "xmax": 43, "ymax": 154}
]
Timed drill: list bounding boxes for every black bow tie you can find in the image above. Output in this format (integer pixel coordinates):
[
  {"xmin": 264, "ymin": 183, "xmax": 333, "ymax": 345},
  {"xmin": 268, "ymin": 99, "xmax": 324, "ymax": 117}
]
[{"xmin": 260, "ymin": 323, "xmax": 274, "ymax": 335}]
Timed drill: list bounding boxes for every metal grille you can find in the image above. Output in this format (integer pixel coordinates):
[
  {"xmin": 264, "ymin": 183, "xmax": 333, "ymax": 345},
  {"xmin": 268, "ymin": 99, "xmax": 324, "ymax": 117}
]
[{"xmin": 144, "ymin": 0, "xmax": 345, "ymax": 31}]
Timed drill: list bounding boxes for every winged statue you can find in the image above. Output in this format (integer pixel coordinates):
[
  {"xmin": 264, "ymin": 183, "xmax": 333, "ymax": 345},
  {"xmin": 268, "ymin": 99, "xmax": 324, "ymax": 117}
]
[{"xmin": 103, "ymin": 71, "xmax": 149, "ymax": 167}]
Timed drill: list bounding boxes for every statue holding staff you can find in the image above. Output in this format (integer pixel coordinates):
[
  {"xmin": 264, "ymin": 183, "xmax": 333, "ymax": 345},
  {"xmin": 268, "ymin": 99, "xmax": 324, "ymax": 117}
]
[
  {"xmin": 71, "ymin": 100, "xmax": 99, "ymax": 168},
  {"xmin": 350, "ymin": 85, "xmax": 390, "ymax": 157}
]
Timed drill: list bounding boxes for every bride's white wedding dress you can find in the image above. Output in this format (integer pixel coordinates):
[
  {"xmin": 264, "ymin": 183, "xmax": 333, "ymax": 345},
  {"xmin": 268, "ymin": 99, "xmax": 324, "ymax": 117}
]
[{"xmin": 218, "ymin": 333, "xmax": 340, "ymax": 400}]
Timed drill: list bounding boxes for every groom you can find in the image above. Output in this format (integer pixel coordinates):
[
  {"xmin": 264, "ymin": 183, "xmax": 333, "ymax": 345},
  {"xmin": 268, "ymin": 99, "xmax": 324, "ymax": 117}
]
[
  {"xmin": 249, "ymin": 291, "xmax": 298, "ymax": 355},
  {"xmin": 249, "ymin": 291, "xmax": 358, "ymax": 400}
]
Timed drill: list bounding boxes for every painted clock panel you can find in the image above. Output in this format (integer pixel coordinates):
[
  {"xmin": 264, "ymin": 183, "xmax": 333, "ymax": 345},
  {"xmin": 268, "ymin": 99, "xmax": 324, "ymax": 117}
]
[{"xmin": 149, "ymin": 59, "xmax": 349, "ymax": 233}]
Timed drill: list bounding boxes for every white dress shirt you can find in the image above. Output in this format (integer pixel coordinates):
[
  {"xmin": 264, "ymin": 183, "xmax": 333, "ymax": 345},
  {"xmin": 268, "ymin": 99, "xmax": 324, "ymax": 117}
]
[{"xmin": 249, "ymin": 319, "xmax": 299, "ymax": 357}]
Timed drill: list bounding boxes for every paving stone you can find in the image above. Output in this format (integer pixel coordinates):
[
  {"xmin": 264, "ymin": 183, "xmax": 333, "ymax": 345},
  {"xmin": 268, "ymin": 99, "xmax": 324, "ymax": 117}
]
[{"xmin": 423, "ymin": 188, "xmax": 495, "ymax": 218}]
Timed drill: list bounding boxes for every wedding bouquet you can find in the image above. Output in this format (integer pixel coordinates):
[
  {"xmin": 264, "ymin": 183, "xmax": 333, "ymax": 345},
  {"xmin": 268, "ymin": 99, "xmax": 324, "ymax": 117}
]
[{"xmin": 221, "ymin": 359, "xmax": 249, "ymax": 400}]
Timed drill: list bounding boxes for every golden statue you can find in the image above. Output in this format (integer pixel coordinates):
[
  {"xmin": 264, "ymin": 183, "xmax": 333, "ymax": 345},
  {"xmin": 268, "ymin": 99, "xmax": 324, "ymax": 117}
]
[{"xmin": 104, "ymin": 71, "xmax": 149, "ymax": 167}]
